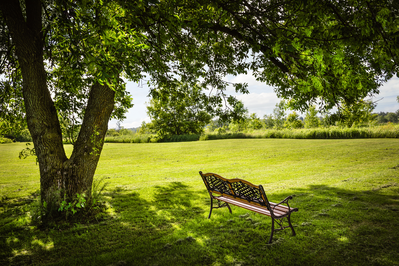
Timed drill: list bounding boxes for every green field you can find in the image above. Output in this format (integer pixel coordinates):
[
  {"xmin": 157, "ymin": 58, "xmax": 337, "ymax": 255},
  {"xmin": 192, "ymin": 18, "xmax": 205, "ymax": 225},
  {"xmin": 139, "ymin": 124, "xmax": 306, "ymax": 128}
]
[{"xmin": 1, "ymin": 139, "xmax": 399, "ymax": 265}]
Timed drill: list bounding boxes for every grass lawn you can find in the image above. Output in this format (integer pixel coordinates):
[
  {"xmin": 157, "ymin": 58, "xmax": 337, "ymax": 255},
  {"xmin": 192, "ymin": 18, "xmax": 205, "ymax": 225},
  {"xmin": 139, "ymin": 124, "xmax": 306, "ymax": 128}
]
[{"xmin": 1, "ymin": 139, "xmax": 399, "ymax": 265}]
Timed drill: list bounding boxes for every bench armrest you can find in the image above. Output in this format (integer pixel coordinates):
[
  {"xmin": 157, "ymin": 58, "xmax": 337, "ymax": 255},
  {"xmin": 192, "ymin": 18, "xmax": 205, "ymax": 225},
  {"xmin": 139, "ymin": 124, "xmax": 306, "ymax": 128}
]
[{"xmin": 272, "ymin": 195, "xmax": 294, "ymax": 211}]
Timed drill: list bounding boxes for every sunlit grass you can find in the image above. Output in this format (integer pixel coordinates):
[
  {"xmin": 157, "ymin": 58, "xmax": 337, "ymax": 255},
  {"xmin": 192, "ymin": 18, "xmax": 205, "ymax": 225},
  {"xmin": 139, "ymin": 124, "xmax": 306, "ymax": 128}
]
[{"xmin": 0, "ymin": 139, "xmax": 399, "ymax": 265}]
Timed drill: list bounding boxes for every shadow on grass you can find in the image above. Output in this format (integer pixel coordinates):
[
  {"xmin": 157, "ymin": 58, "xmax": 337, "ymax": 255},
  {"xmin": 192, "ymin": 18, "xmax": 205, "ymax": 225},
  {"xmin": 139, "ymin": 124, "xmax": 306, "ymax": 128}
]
[{"xmin": 1, "ymin": 181, "xmax": 399, "ymax": 265}]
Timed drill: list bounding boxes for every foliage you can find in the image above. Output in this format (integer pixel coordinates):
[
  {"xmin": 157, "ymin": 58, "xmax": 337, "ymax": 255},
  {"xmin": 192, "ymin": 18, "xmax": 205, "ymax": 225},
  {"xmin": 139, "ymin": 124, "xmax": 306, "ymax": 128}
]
[
  {"xmin": 105, "ymin": 133, "xmax": 202, "ymax": 143},
  {"xmin": 161, "ymin": 134, "xmax": 201, "ymax": 142},
  {"xmin": 146, "ymin": 84, "xmax": 213, "ymax": 136},
  {"xmin": 184, "ymin": 0, "xmax": 399, "ymax": 112},
  {"xmin": 198, "ymin": 124, "xmax": 399, "ymax": 140},
  {"xmin": 214, "ymin": 127, "xmax": 227, "ymax": 135},
  {"xmin": 105, "ymin": 135, "xmax": 143, "ymax": 143},
  {"xmin": 18, "ymin": 143, "xmax": 37, "ymax": 162},
  {"xmin": 106, "ymin": 129, "xmax": 120, "ymax": 137},
  {"xmin": 304, "ymin": 105, "xmax": 320, "ymax": 128},
  {"xmin": 31, "ymin": 177, "xmax": 109, "ymax": 226},
  {"xmin": 272, "ymin": 100, "xmax": 287, "ymax": 129},
  {"xmin": 228, "ymin": 122, "xmax": 244, "ymax": 133},
  {"xmin": 247, "ymin": 113, "xmax": 263, "ymax": 130},
  {"xmin": 384, "ymin": 112, "xmax": 398, "ymax": 123},
  {"xmin": 225, "ymin": 102, "xmax": 249, "ymax": 133},
  {"xmin": 206, "ymin": 120, "xmax": 221, "ymax": 132},
  {"xmin": 58, "ymin": 193, "xmax": 87, "ymax": 218},
  {"xmin": 0, "ymin": 136, "xmax": 12, "ymax": 144},
  {"xmin": 337, "ymin": 100, "xmax": 377, "ymax": 127},
  {"xmin": 0, "ymin": 81, "xmax": 30, "ymax": 141},
  {"xmin": 263, "ymin": 114, "xmax": 275, "ymax": 129},
  {"xmin": 284, "ymin": 112, "xmax": 304, "ymax": 129},
  {"xmin": 376, "ymin": 111, "xmax": 399, "ymax": 124},
  {"xmin": 0, "ymin": 122, "xmax": 32, "ymax": 142},
  {"xmin": 104, "ymin": 123, "xmax": 399, "ymax": 143},
  {"xmin": 118, "ymin": 128, "xmax": 134, "ymax": 136},
  {"xmin": 319, "ymin": 112, "xmax": 341, "ymax": 128}
]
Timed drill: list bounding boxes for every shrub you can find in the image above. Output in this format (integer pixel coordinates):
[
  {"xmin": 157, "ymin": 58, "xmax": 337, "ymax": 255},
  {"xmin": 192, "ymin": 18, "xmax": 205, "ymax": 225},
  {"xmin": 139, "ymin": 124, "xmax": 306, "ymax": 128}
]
[
  {"xmin": 0, "ymin": 137, "xmax": 13, "ymax": 144},
  {"xmin": 31, "ymin": 177, "xmax": 109, "ymax": 226},
  {"xmin": 199, "ymin": 134, "xmax": 209, "ymax": 141}
]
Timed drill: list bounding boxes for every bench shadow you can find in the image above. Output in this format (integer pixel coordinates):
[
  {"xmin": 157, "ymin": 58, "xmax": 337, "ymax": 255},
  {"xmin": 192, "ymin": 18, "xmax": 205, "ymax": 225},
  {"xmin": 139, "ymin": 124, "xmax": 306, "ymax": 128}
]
[{"xmin": 144, "ymin": 181, "xmax": 399, "ymax": 265}]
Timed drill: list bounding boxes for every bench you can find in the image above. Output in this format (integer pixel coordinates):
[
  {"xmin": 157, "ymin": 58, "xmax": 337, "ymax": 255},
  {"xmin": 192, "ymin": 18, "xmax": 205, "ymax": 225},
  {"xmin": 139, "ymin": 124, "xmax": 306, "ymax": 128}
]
[{"xmin": 199, "ymin": 171, "xmax": 298, "ymax": 243}]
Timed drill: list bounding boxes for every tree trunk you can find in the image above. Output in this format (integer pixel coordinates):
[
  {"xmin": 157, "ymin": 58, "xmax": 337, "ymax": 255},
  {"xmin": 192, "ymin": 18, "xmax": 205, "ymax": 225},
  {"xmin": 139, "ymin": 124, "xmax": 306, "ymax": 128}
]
[
  {"xmin": 62, "ymin": 82, "xmax": 115, "ymax": 200},
  {"xmin": 1, "ymin": 0, "xmax": 115, "ymax": 213}
]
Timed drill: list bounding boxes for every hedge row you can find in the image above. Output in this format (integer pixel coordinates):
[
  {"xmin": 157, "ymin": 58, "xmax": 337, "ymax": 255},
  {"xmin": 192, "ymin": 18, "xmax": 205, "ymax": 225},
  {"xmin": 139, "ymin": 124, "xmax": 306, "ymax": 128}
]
[
  {"xmin": 103, "ymin": 125, "xmax": 399, "ymax": 144},
  {"xmin": 203, "ymin": 126, "xmax": 399, "ymax": 140}
]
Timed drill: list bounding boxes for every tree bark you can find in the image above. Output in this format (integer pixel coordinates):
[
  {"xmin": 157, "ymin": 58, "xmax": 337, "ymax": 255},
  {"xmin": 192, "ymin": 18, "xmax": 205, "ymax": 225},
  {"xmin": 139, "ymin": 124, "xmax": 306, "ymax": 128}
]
[
  {"xmin": 63, "ymin": 82, "xmax": 115, "ymax": 200},
  {"xmin": 0, "ymin": 0, "xmax": 115, "ymax": 212},
  {"xmin": 1, "ymin": 0, "xmax": 67, "ymax": 204}
]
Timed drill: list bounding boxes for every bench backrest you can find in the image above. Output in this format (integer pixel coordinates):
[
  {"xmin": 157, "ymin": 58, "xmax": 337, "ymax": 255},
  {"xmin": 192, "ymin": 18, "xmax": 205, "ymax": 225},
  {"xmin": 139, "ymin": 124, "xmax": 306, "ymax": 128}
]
[{"xmin": 199, "ymin": 171, "xmax": 271, "ymax": 209}]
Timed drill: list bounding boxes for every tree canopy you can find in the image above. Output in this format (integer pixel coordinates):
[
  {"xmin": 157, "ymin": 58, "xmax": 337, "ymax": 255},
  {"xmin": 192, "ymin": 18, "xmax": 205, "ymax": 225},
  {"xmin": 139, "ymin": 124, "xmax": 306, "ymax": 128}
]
[{"xmin": 181, "ymin": 0, "xmax": 398, "ymax": 110}]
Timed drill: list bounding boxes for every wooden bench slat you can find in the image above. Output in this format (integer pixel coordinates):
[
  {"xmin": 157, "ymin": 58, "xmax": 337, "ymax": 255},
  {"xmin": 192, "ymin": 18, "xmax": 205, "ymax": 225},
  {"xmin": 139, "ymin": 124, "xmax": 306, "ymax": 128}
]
[
  {"xmin": 217, "ymin": 196, "xmax": 292, "ymax": 217},
  {"xmin": 217, "ymin": 196, "xmax": 272, "ymax": 216},
  {"xmin": 212, "ymin": 192, "xmax": 294, "ymax": 214}
]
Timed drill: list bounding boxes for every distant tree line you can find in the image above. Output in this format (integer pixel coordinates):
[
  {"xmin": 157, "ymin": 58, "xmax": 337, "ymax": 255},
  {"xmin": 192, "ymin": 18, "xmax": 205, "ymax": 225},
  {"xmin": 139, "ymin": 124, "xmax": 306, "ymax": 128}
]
[
  {"xmin": 376, "ymin": 112, "xmax": 399, "ymax": 123},
  {"xmin": 137, "ymin": 96, "xmax": 399, "ymax": 137},
  {"xmin": 2, "ymin": 97, "xmax": 398, "ymax": 143}
]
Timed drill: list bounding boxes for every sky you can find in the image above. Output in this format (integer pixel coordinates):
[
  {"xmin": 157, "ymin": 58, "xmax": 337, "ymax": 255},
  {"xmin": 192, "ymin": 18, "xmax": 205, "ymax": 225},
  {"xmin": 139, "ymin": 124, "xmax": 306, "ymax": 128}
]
[{"xmin": 108, "ymin": 74, "xmax": 399, "ymax": 129}]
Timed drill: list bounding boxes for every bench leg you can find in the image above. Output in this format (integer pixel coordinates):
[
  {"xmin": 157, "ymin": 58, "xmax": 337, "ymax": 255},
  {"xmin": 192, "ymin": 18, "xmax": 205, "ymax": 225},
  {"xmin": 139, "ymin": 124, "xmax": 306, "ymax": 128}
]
[
  {"xmin": 268, "ymin": 218, "xmax": 275, "ymax": 244},
  {"xmin": 208, "ymin": 198, "xmax": 232, "ymax": 219},
  {"xmin": 208, "ymin": 197, "xmax": 214, "ymax": 219},
  {"xmin": 287, "ymin": 214, "xmax": 296, "ymax": 236},
  {"xmin": 226, "ymin": 202, "xmax": 232, "ymax": 214}
]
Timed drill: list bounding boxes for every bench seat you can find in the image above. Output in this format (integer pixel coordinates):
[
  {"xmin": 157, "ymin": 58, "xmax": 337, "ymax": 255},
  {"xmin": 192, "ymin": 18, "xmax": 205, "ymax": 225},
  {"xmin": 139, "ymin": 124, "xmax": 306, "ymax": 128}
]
[{"xmin": 215, "ymin": 195, "xmax": 297, "ymax": 218}]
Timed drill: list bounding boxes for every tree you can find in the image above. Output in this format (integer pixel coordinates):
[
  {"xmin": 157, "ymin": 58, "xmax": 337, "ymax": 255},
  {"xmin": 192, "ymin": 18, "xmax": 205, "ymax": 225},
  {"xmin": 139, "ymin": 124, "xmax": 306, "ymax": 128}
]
[
  {"xmin": 248, "ymin": 113, "xmax": 263, "ymax": 130},
  {"xmin": 146, "ymin": 84, "xmax": 212, "ymax": 136},
  {"xmin": 338, "ymin": 100, "xmax": 377, "ymax": 127},
  {"xmin": 304, "ymin": 105, "xmax": 320, "ymax": 128},
  {"xmin": 0, "ymin": 1, "xmax": 147, "ymax": 216},
  {"xmin": 284, "ymin": 112, "xmax": 304, "ymax": 129},
  {"xmin": 263, "ymin": 114, "xmax": 275, "ymax": 129},
  {"xmin": 0, "ymin": 80, "xmax": 28, "ymax": 140},
  {"xmin": 272, "ymin": 101, "xmax": 287, "ymax": 129},
  {"xmin": 106, "ymin": 129, "xmax": 119, "ymax": 137},
  {"xmin": 385, "ymin": 113, "xmax": 398, "ymax": 123},
  {"xmin": 377, "ymin": 112, "xmax": 388, "ymax": 124},
  {"xmin": 0, "ymin": 0, "xmax": 248, "ymax": 219}
]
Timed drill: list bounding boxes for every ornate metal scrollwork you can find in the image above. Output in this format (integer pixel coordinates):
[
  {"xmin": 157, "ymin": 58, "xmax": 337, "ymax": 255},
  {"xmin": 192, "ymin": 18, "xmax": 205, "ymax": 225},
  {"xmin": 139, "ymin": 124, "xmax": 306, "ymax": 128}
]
[
  {"xmin": 231, "ymin": 181, "xmax": 264, "ymax": 205},
  {"xmin": 206, "ymin": 175, "xmax": 231, "ymax": 195},
  {"xmin": 274, "ymin": 217, "xmax": 288, "ymax": 231}
]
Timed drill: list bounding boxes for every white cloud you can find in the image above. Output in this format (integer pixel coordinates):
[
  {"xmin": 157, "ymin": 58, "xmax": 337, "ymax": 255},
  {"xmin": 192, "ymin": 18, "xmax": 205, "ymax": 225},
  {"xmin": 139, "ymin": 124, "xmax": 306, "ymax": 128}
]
[
  {"xmin": 237, "ymin": 93, "xmax": 279, "ymax": 116},
  {"xmin": 372, "ymin": 77, "xmax": 399, "ymax": 113}
]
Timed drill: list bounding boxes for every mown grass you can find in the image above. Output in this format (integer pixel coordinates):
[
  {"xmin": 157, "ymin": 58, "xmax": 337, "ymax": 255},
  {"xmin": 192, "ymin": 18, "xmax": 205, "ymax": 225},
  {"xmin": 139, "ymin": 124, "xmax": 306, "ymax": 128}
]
[{"xmin": 1, "ymin": 139, "xmax": 399, "ymax": 265}]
